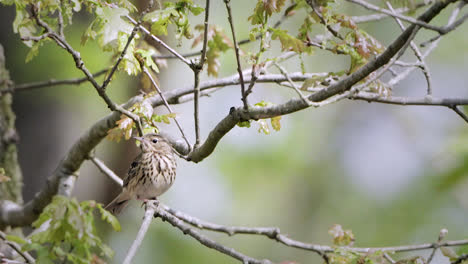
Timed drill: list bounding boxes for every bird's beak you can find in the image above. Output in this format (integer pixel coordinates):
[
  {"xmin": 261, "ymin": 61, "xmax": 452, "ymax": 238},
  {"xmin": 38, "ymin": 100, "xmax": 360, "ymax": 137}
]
[{"xmin": 133, "ymin": 136, "xmax": 144, "ymax": 141}]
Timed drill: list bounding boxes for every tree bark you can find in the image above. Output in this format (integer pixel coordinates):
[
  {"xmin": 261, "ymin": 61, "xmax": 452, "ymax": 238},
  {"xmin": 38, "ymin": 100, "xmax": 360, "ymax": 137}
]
[{"xmin": 0, "ymin": 44, "xmax": 23, "ymax": 257}]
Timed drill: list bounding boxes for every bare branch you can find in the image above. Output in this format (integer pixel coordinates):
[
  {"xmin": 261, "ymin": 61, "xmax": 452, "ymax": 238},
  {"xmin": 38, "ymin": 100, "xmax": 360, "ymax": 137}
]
[
  {"xmin": 88, "ymin": 156, "xmax": 123, "ymax": 186},
  {"xmin": 452, "ymin": 254, "xmax": 468, "ymax": 264},
  {"xmin": 0, "ymin": 69, "xmax": 108, "ymax": 95},
  {"xmin": 154, "ymin": 206, "xmax": 271, "ymax": 264},
  {"xmin": 273, "ymin": 63, "xmax": 311, "ymax": 105},
  {"xmin": 0, "ymin": 231, "xmax": 35, "ymax": 264},
  {"xmin": 123, "ymin": 201, "xmax": 158, "ymax": 264},
  {"xmin": 192, "ymin": 0, "xmax": 211, "ymax": 148},
  {"xmin": 450, "ymin": 105, "xmax": 468, "ymax": 123},
  {"xmin": 351, "ymin": 2, "xmax": 431, "ymax": 23},
  {"xmin": 383, "ymin": 253, "xmax": 396, "ymax": 264},
  {"xmin": 421, "ymin": 1, "xmax": 467, "ymax": 47},
  {"xmin": 346, "ymin": 0, "xmax": 448, "ymax": 33},
  {"xmin": 351, "ymin": 92, "xmax": 468, "ymax": 106},
  {"xmin": 223, "ymin": 0, "xmax": 249, "ymax": 110},
  {"xmin": 426, "ymin": 228, "xmax": 447, "ymax": 264},
  {"xmin": 386, "ymin": 2, "xmax": 433, "ymax": 95},
  {"xmin": 142, "ymin": 67, "xmax": 191, "ymax": 152},
  {"xmin": 126, "ymin": 15, "xmax": 191, "ymax": 66}
]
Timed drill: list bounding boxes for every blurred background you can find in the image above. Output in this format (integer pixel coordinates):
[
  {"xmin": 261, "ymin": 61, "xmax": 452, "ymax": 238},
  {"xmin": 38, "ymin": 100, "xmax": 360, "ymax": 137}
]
[{"xmin": 0, "ymin": 0, "xmax": 467, "ymax": 263}]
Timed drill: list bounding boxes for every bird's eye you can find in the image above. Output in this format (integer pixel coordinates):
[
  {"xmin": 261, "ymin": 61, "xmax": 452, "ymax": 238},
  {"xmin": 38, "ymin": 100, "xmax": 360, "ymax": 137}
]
[{"xmin": 152, "ymin": 139, "xmax": 158, "ymax": 143}]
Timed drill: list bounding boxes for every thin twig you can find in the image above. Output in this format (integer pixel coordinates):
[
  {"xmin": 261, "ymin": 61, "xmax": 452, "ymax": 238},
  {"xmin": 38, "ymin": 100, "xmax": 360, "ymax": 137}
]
[
  {"xmin": 192, "ymin": 0, "xmax": 210, "ymax": 148},
  {"xmin": 452, "ymin": 254, "xmax": 468, "ymax": 264},
  {"xmin": 351, "ymin": 2, "xmax": 431, "ymax": 23},
  {"xmin": 126, "ymin": 15, "xmax": 191, "ymax": 66},
  {"xmin": 306, "ymin": 0, "xmax": 343, "ymax": 39},
  {"xmin": 346, "ymin": 0, "xmax": 447, "ymax": 33},
  {"xmin": 88, "ymin": 156, "xmax": 123, "ymax": 186},
  {"xmin": 57, "ymin": 7, "xmax": 64, "ymax": 38},
  {"xmin": 102, "ymin": 1, "xmax": 154, "ymax": 91},
  {"xmin": 155, "ymin": 206, "xmax": 270, "ymax": 264},
  {"xmin": 420, "ymin": 1, "xmax": 467, "ymax": 47},
  {"xmin": 450, "ymin": 105, "xmax": 468, "ymax": 123},
  {"xmin": 273, "ymin": 63, "xmax": 311, "ymax": 105},
  {"xmin": 160, "ymin": 204, "xmax": 468, "ymax": 256},
  {"xmin": 390, "ymin": 2, "xmax": 462, "ymax": 86},
  {"xmin": 0, "ymin": 231, "xmax": 35, "ymax": 264},
  {"xmin": 142, "ymin": 67, "xmax": 191, "ymax": 152},
  {"xmin": 386, "ymin": 2, "xmax": 433, "ymax": 95},
  {"xmin": 383, "ymin": 253, "xmax": 396, "ymax": 264},
  {"xmin": 1, "ymin": 69, "xmax": 107, "ymax": 95},
  {"xmin": 224, "ymin": 0, "xmax": 249, "ymax": 110},
  {"xmin": 122, "ymin": 201, "xmax": 158, "ymax": 264}
]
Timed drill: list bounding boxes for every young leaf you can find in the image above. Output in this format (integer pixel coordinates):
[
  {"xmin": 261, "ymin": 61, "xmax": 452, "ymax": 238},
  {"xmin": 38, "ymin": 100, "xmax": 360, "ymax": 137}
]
[
  {"xmin": 97, "ymin": 204, "xmax": 121, "ymax": 232},
  {"xmin": 270, "ymin": 28, "xmax": 306, "ymax": 53},
  {"xmin": 328, "ymin": 224, "xmax": 355, "ymax": 246},
  {"xmin": 271, "ymin": 116, "xmax": 281, "ymax": 131}
]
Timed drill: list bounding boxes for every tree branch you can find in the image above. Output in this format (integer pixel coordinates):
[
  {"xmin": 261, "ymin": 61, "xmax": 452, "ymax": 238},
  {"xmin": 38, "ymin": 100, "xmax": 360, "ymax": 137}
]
[
  {"xmin": 123, "ymin": 200, "xmax": 157, "ymax": 264},
  {"xmin": 346, "ymin": 0, "xmax": 450, "ymax": 33},
  {"xmin": 192, "ymin": 0, "xmax": 210, "ymax": 148},
  {"xmin": 126, "ymin": 15, "xmax": 191, "ymax": 66},
  {"xmin": 224, "ymin": 0, "xmax": 249, "ymax": 110},
  {"xmin": 0, "ymin": 69, "xmax": 108, "ymax": 95},
  {"xmin": 0, "ymin": 231, "xmax": 35, "ymax": 264},
  {"xmin": 142, "ymin": 67, "xmax": 191, "ymax": 153},
  {"xmin": 154, "ymin": 206, "xmax": 271, "ymax": 264},
  {"xmin": 386, "ymin": 2, "xmax": 433, "ymax": 95},
  {"xmin": 87, "ymin": 156, "xmax": 123, "ymax": 186}
]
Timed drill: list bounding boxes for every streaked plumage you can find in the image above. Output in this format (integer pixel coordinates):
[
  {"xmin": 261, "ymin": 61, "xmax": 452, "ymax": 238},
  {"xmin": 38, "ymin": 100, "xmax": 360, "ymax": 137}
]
[{"xmin": 105, "ymin": 134, "xmax": 177, "ymax": 214}]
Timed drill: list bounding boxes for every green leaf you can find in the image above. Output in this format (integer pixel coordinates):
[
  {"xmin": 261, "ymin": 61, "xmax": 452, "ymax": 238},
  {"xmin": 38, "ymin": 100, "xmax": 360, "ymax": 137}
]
[
  {"xmin": 237, "ymin": 121, "xmax": 251, "ymax": 128},
  {"xmin": 136, "ymin": 49, "xmax": 159, "ymax": 73},
  {"xmin": 143, "ymin": 0, "xmax": 203, "ymax": 40},
  {"xmin": 270, "ymin": 28, "xmax": 307, "ymax": 53},
  {"xmin": 254, "ymin": 100, "xmax": 270, "ymax": 107},
  {"xmin": 271, "ymin": 116, "xmax": 281, "ymax": 131},
  {"xmin": 97, "ymin": 204, "xmax": 121, "ymax": 232},
  {"xmin": 248, "ymin": 0, "xmax": 266, "ymax": 25},
  {"xmin": 5, "ymin": 235, "xmax": 27, "ymax": 245},
  {"xmin": 94, "ymin": 6, "xmax": 133, "ymax": 50}
]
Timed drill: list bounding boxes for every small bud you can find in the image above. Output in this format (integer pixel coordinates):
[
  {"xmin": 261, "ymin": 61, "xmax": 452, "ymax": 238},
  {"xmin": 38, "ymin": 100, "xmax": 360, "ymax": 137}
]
[{"xmin": 438, "ymin": 228, "xmax": 448, "ymax": 242}]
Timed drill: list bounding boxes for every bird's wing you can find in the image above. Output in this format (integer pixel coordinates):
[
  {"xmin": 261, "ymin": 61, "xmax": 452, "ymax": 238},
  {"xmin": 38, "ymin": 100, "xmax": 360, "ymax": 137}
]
[{"xmin": 123, "ymin": 153, "xmax": 141, "ymax": 187}]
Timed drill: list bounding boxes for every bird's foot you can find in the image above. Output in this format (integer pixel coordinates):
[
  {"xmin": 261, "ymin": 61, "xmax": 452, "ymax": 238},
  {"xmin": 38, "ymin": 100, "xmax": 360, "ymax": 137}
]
[{"xmin": 141, "ymin": 197, "xmax": 159, "ymax": 210}]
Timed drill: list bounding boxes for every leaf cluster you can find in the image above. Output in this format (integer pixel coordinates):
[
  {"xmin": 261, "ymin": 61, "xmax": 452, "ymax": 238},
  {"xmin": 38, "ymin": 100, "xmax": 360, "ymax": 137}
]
[
  {"xmin": 237, "ymin": 100, "xmax": 281, "ymax": 135},
  {"xmin": 6, "ymin": 196, "xmax": 120, "ymax": 264},
  {"xmin": 107, "ymin": 92, "xmax": 177, "ymax": 142},
  {"xmin": 143, "ymin": 0, "xmax": 203, "ymax": 41},
  {"xmin": 192, "ymin": 25, "xmax": 233, "ymax": 76}
]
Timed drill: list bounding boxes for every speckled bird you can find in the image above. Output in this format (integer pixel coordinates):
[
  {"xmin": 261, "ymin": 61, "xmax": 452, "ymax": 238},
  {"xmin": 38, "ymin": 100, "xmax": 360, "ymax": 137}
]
[{"xmin": 105, "ymin": 134, "xmax": 177, "ymax": 214}]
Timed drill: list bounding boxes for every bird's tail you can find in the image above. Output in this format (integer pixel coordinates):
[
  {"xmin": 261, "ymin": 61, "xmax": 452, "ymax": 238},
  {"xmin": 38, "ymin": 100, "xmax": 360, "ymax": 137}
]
[{"xmin": 105, "ymin": 192, "xmax": 131, "ymax": 215}]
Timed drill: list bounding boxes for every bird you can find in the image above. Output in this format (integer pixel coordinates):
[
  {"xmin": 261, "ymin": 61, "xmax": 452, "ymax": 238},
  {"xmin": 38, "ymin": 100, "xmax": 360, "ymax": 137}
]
[{"xmin": 105, "ymin": 133, "xmax": 177, "ymax": 215}]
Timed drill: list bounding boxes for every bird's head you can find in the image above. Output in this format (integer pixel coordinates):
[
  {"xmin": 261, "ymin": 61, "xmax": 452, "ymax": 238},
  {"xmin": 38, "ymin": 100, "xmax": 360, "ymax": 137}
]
[{"xmin": 133, "ymin": 134, "xmax": 173, "ymax": 154}]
